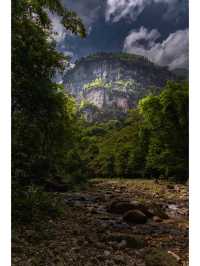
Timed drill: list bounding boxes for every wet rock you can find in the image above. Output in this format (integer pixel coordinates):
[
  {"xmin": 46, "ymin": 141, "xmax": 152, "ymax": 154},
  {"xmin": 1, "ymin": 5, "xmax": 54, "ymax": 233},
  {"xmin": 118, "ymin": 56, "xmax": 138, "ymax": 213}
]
[
  {"xmin": 123, "ymin": 210, "xmax": 147, "ymax": 224},
  {"xmin": 144, "ymin": 248, "xmax": 179, "ymax": 266}
]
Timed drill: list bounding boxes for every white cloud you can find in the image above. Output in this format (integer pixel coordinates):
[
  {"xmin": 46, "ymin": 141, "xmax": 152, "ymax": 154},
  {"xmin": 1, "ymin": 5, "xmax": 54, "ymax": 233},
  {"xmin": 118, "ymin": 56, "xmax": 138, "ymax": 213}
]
[
  {"xmin": 49, "ymin": 13, "xmax": 66, "ymax": 42},
  {"xmin": 105, "ymin": 0, "xmax": 186, "ymax": 23},
  {"xmin": 105, "ymin": 0, "xmax": 148, "ymax": 22},
  {"xmin": 123, "ymin": 27, "xmax": 189, "ymax": 69}
]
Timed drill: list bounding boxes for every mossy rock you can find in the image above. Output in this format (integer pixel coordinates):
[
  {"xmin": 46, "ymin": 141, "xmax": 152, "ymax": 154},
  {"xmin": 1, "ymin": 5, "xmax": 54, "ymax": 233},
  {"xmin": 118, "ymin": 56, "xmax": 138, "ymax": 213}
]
[{"xmin": 144, "ymin": 248, "xmax": 179, "ymax": 266}]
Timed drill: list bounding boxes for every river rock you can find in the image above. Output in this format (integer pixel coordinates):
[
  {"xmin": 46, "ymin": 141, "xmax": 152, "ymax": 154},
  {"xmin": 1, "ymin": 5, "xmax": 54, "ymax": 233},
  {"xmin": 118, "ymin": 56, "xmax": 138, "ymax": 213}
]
[{"xmin": 123, "ymin": 210, "xmax": 147, "ymax": 224}]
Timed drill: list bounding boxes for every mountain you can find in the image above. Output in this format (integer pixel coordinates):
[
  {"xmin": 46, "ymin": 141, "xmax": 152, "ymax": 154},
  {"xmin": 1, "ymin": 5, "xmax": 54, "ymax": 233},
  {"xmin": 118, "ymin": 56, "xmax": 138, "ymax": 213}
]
[{"xmin": 63, "ymin": 52, "xmax": 176, "ymax": 122}]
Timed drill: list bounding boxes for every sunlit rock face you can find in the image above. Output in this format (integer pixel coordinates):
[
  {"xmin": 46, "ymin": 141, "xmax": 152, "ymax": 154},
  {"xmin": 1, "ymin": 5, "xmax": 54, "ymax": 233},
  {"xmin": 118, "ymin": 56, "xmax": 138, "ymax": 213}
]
[
  {"xmin": 84, "ymin": 88, "xmax": 105, "ymax": 109},
  {"xmin": 63, "ymin": 53, "xmax": 176, "ymax": 121},
  {"xmin": 83, "ymin": 87, "xmax": 130, "ymax": 112}
]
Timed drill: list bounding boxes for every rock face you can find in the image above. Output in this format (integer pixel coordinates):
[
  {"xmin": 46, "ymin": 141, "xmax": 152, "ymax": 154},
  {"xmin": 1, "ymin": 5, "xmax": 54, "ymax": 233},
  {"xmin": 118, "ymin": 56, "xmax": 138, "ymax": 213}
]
[{"xmin": 63, "ymin": 52, "xmax": 176, "ymax": 121}]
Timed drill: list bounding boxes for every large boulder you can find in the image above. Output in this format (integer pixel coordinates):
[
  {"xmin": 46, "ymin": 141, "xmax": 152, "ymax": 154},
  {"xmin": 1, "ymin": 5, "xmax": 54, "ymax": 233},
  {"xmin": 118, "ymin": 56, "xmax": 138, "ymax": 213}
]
[
  {"xmin": 123, "ymin": 210, "xmax": 147, "ymax": 224},
  {"xmin": 107, "ymin": 200, "xmax": 135, "ymax": 214},
  {"xmin": 107, "ymin": 199, "xmax": 153, "ymax": 217},
  {"xmin": 132, "ymin": 202, "xmax": 154, "ymax": 218}
]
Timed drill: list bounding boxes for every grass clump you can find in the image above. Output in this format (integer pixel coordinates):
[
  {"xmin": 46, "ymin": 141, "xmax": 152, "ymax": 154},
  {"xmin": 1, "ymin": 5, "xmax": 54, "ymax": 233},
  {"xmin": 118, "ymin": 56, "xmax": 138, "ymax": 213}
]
[
  {"xmin": 84, "ymin": 78, "xmax": 112, "ymax": 91},
  {"xmin": 12, "ymin": 184, "xmax": 64, "ymax": 226},
  {"xmin": 144, "ymin": 248, "xmax": 179, "ymax": 266}
]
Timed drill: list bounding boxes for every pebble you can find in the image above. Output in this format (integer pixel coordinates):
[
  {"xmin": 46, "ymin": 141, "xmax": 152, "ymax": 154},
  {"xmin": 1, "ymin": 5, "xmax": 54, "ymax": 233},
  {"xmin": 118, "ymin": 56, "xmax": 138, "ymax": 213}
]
[{"xmin": 104, "ymin": 250, "xmax": 111, "ymax": 256}]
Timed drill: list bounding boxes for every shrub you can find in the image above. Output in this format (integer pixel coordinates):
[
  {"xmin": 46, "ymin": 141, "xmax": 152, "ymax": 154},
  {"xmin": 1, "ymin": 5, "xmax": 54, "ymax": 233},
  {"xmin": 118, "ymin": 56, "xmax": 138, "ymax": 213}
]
[{"xmin": 12, "ymin": 184, "xmax": 64, "ymax": 226}]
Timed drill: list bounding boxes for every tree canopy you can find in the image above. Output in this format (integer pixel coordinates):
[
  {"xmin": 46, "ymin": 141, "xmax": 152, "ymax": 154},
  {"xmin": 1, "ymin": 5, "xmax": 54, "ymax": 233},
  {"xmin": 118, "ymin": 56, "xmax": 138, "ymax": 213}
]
[
  {"xmin": 79, "ymin": 81, "xmax": 188, "ymax": 181},
  {"xmin": 12, "ymin": 0, "xmax": 86, "ymax": 184}
]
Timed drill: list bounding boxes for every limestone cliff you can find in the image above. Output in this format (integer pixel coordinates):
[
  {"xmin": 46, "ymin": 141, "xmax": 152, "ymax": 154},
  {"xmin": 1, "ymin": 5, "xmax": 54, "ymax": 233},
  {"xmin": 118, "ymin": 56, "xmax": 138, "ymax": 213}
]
[{"xmin": 63, "ymin": 53, "xmax": 176, "ymax": 121}]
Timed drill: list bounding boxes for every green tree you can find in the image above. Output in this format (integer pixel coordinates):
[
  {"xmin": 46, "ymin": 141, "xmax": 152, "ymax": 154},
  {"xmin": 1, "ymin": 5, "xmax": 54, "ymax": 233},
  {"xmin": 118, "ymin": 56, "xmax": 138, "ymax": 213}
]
[
  {"xmin": 139, "ymin": 81, "xmax": 189, "ymax": 180},
  {"xmin": 12, "ymin": 0, "xmax": 86, "ymax": 183}
]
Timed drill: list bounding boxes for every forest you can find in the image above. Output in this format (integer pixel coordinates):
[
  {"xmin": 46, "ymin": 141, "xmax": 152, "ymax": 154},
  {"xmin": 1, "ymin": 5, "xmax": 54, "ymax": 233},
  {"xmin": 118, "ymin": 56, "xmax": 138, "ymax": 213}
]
[{"xmin": 12, "ymin": 1, "xmax": 189, "ymax": 265}]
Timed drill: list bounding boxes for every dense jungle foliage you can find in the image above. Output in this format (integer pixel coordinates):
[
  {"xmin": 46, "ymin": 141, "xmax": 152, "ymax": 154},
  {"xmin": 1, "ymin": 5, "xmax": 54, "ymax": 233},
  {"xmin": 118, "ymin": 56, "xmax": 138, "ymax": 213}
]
[
  {"xmin": 12, "ymin": 0, "xmax": 85, "ymax": 185},
  {"xmin": 12, "ymin": 0, "xmax": 86, "ymax": 224},
  {"xmin": 79, "ymin": 81, "xmax": 188, "ymax": 182}
]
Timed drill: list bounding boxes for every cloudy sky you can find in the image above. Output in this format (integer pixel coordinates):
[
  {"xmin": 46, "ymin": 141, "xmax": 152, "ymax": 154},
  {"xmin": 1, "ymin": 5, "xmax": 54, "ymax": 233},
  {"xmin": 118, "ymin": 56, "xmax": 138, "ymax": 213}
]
[{"xmin": 55, "ymin": 0, "xmax": 188, "ymax": 70}]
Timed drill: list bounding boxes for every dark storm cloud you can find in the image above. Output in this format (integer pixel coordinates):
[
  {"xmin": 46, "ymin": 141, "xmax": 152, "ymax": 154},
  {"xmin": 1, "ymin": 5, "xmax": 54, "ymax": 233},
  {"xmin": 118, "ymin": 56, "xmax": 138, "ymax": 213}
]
[{"xmin": 54, "ymin": 0, "xmax": 188, "ymax": 69}]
